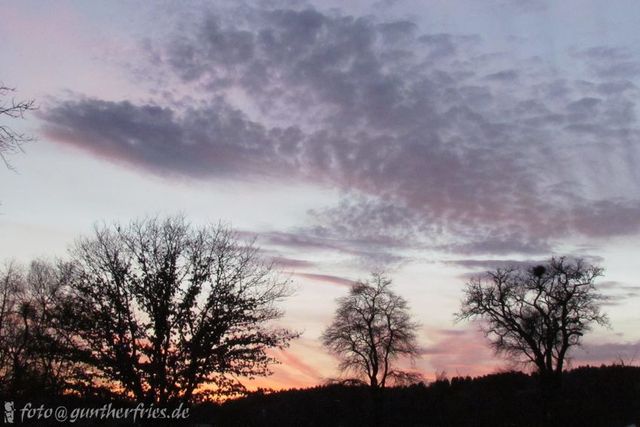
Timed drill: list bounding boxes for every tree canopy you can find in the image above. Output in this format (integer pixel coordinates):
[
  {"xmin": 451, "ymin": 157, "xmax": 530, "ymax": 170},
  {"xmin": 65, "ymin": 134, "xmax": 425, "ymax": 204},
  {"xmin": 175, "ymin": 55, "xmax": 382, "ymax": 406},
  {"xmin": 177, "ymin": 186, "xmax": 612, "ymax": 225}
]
[
  {"xmin": 58, "ymin": 216, "xmax": 297, "ymax": 403},
  {"xmin": 322, "ymin": 273, "xmax": 420, "ymax": 388},
  {"xmin": 457, "ymin": 257, "xmax": 609, "ymax": 387}
]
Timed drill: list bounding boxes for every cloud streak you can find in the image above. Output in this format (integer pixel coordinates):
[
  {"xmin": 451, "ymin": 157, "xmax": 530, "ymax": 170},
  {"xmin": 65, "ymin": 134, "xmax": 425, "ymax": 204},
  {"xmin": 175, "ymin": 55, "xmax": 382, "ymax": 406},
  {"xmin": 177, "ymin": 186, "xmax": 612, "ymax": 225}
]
[{"xmin": 293, "ymin": 272, "xmax": 356, "ymax": 288}]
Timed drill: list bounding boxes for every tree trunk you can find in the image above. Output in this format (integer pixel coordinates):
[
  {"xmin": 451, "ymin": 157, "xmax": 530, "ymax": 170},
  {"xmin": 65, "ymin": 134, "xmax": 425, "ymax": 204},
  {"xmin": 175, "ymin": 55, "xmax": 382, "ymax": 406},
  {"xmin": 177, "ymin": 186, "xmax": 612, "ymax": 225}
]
[{"xmin": 539, "ymin": 369, "xmax": 562, "ymax": 426}]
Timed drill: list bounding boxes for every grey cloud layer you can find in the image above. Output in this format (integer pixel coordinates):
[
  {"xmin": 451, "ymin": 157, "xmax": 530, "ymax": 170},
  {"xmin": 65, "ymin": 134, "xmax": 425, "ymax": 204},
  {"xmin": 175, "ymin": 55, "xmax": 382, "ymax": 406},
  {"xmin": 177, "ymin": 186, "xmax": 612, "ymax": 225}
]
[{"xmin": 41, "ymin": 6, "xmax": 640, "ymax": 255}]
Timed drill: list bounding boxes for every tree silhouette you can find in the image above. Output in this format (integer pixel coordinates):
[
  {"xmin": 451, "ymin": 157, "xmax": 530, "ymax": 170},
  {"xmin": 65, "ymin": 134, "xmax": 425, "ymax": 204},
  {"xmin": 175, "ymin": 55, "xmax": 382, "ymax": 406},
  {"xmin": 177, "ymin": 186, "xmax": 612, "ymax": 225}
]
[
  {"xmin": 0, "ymin": 260, "xmax": 76, "ymax": 397},
  {"xmin": 322, "ymin": 273, "xmax": 420, "ymax": 389},
  {"xmin": 0, "ymin": 262, "xmax": 22, "ymax": 393},
  {"xmin": 0, "ymin": 85, "xmax": 36, "ymax": 169},
  {"xmin": 457, "ymin": 257, "xmax": 609, "ymax": 388},
  {"xmin": 60, "ymin": 216, "xmax": 297, "ymax": 404}
]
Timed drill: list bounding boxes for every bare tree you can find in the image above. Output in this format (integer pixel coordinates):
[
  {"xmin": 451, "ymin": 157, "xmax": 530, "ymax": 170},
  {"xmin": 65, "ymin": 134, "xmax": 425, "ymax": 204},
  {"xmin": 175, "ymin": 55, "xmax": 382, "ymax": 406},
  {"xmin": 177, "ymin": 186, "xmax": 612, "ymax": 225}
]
[
  {"xmin": 0, "ymin": 262, "xmax": 22, "ymax": 392},
  {"xmin": 457, "ymin": 257, "xmax": 609, "ymax": 388},
  {"xmin": 0, "ymin": 85, "xmax": 36, "ymax": 169},
  {"xmin": 0, "ymin": 260, "xmax": 76, "ymax": 397},
  {"xmin": 322, "ymin": 273, "xmax": 421, "ymax": 389},
  {"xmin": 61, "ymin": 216, "xmax": 297, "ymax": 403}
]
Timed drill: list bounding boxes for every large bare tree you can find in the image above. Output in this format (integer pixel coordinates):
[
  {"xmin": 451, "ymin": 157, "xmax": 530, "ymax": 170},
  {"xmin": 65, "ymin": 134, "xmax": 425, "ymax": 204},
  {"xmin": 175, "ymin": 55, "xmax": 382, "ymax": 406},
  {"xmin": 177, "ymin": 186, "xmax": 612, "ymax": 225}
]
[
  {"xmin": 0, "ymin": 85, "xmax": 36, "ymax": 169},
  {"xmin": 457, "ymin": 257, "xmax": 609, "ymax": 388},
  {"xmin": 322, "ymin": 273, "xmax": 420, "ymax": 389},
  {"xmin": 61, "ymin": 216, "xmax": 297, "ymax": 403}
]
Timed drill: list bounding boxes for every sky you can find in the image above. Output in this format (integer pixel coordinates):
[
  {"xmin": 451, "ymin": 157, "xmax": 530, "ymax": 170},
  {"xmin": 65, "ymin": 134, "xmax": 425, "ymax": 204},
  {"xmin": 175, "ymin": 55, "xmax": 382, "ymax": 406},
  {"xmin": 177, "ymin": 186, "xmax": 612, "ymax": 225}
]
[{"xmin": 1, "ymin": 0, "xmax": 640, "ymax": 390}]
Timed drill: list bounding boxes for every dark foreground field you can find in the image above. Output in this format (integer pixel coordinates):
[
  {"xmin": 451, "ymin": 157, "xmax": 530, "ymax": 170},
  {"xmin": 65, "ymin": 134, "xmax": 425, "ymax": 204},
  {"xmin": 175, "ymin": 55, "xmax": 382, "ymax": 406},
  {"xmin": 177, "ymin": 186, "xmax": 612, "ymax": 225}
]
[
  {"xmin": 5, "ymin": 365, "xmax": 639, "ymax": 426},
  {"xmin": 192, "ymin": 365, "xmax": 640, "ymax": 427}
]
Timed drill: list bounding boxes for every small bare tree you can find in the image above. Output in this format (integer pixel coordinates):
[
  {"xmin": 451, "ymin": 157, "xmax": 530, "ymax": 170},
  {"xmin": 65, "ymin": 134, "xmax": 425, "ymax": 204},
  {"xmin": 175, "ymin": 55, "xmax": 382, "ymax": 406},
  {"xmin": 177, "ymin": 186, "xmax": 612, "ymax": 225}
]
[
  {"xmin": 0, "ymin": 85, "xmax": 36, "ymax": 169},
  {"xmin": 0, "ymin": 260, "xmax": 76, "ymax": 397},
  {"xmin": 457, "ymin": 257, "xmax": 609, "ymax": 388},
  {"xmin": 0, "ymin": 262, "xmax": 22, "ymax": 392},
  {"xmin": 61, "ymin": 216, "xmax": 297, "ymax": 403},
  {"xmin": 322, "ymin": 273, "xmax": 420, "ymax": 389}
]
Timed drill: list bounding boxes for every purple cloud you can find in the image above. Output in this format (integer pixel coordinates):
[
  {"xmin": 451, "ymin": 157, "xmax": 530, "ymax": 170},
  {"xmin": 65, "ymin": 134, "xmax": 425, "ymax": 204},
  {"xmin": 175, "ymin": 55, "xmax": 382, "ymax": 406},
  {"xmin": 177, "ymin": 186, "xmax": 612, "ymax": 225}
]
[{"xmin": 39, "ymin": 5, "xmax": 640, "ymax": 256}]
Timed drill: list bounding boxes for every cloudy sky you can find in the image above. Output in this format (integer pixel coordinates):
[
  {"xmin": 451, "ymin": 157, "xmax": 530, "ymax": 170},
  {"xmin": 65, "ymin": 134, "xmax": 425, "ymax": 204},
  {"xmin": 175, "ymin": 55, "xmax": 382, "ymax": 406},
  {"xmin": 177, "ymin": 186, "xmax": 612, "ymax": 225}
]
[{"xmin": 1, "ymin": 0, "xmax": 640, "ymax": 389}]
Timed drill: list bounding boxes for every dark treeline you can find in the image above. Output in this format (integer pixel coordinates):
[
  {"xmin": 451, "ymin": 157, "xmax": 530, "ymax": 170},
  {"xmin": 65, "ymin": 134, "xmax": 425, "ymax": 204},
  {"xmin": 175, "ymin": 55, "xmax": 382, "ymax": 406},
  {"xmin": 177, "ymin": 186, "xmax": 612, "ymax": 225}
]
[
  {"xmin": 193, "ymin": 365, "xmax": 640, "ymax": 427},
  {"xmin": 3, "ymin": 365, "xmax": 638, "ymax": 426}
]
